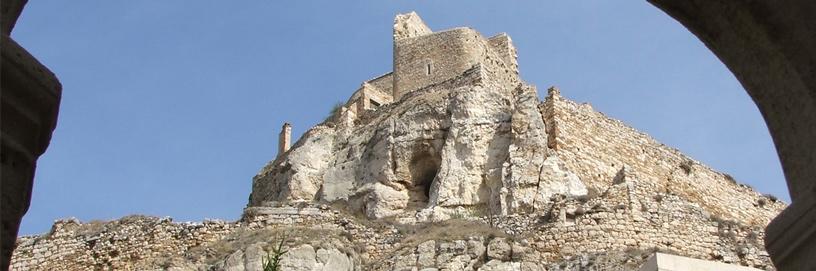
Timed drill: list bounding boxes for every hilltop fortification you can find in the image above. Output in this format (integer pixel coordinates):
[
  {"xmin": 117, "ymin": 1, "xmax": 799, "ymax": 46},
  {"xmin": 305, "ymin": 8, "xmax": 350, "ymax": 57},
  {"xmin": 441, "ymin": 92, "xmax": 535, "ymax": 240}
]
[{"xmin": 12, "ymin": 12, "xmax": 784, "ymax": 271}]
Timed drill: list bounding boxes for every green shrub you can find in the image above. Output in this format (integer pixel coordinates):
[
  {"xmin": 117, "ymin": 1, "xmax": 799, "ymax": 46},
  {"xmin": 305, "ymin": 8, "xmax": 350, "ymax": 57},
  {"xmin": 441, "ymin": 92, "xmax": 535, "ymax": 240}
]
[
  {"xmin": 262, "ymin": 235, "xmax": 289, "ymax": 271},
  {"xmin": 325, "ymin": 102, "xmax": 345, "ymax": 122}
]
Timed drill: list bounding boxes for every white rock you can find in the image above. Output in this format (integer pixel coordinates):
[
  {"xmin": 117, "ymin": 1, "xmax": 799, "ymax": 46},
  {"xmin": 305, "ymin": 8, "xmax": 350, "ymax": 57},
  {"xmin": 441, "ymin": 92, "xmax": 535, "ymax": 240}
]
[
  {"xmin": 280, "ymin": 244, "xmax": 318, "ymax": 271},
  {"xmin": 479, "ymin": 260, "xmax": 521, "ymax": 271},
  {"xmin": 223, "ymin": 250, "xmax": 245, "ymax": 271},
  {"xmin": 487, "ymin": 238, "xmax": 512, "ymax": 261},
  {"xmin": 316, "ymin": 247, "xmax": 353, "ymax": 271}
]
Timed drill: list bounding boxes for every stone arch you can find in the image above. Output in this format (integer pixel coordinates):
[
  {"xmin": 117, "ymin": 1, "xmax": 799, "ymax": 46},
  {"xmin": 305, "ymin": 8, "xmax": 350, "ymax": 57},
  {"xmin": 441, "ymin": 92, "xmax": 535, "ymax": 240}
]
[
  {"xmin": 648, "ymin": 1, "xmax": 816, "ymax": 268},
  {"xmin": 2, "ymin": 1, "xmax": 815, "ymax": 269}
]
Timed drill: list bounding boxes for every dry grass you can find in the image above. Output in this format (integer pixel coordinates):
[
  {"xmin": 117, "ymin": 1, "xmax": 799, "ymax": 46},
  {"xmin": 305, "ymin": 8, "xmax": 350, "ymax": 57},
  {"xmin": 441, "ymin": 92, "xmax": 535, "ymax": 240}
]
[
  {"xmin": 395, "ymin": 219, "xmax": 508, "ymax": 250},
  {"xmin": 184, "ymin": 226, "xmax": 345, "ymax": 265}
]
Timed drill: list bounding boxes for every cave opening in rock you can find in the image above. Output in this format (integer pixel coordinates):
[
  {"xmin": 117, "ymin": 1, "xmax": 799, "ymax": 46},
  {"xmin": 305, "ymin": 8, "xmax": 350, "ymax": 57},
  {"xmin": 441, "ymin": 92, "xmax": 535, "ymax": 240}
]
[{"xmin": 407, "ymin": 146, "xmax": 442, "ymax": 209}]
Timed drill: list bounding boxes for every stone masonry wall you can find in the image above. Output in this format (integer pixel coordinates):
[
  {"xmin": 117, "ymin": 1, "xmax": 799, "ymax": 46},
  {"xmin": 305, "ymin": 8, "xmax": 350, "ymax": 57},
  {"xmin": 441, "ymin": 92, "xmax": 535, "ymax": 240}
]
[
  {"xmin": 13, "ymin": 184, "xmax": 777, "ymax": 270},
  {"xmin": 345, "ymin": 73, "xmax": 394, "ymax": 117},
  {"xmin": 11, "ymin": 216, "xmax": 236, "ymax": 270},
  {"xmin": 393, "ymin": 27, "xmax": 521, "ymax": 102},
  {"xmin": 542, "ymin": 88, "xmax": 785, "ymax": 225},
  {"xmin": 487, "ymin": 33, "xmax": 518, "ymax": 73},
  {"xmin": 393, "ymin": 27, "xmax": 488, "ymax": 100},
  {"xmin": 366, "ymin": 72, "xmax": 394, "ymax": 99},
  {"xmin": 525, "ymin": 177, "xmax": 774, "ymax": 269}
]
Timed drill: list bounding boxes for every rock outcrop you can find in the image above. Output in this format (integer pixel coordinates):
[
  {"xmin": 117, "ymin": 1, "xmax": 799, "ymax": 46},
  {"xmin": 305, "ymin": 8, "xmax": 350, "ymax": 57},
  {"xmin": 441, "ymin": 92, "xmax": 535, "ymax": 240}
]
[{"xmin": 249, "ymin": 13, "xmax": 591, "ymax": 222}]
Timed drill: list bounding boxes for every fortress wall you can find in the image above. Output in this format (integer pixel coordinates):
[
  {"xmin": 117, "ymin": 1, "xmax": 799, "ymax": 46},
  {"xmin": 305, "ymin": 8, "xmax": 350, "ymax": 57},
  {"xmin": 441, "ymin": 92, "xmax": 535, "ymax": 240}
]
[
  {"xmin": 393, "ymin": 28, "xmax": 488, "ymax": 100},
  {"xmin": 366, "ymin": 72, "xmax": 394, "ymax": 98},
  {"xmin": 479, "ymin": 179, "xmax": 774, "ymax": 269},
  {"xmin": 375, "ymin": 178, "xmax": 775, "ymax": 270},
  {"xmin": 393, "ymin": 28, "xmax": 522, "ymax": 101},
  {"xmin": 363, "ymin": 84, "xmax": 392, "ymax": 108},
  {"xmin": 528, "ymin": 206, "xmax": 770, "ymax": 269},
  {"xmin": 487, "ymin": 33, "xmax": 519, "ymax": 73},
  {"xmin": 541, "ymin": 90, "xmax": 785, "ymax": 224},
  {"xmin": 11, "ymin": 217, "xmax": 236, "ymax": 271},
  {"xmin": 343, "ymin": 74, "xmax": 394, "ymax": 117},
  {"xmin": 11, "ymin": 203, "xmax": 403, "ymax": 270},
  {"xmin": 12, "ymin": 196, "xmax": 774, "ymax": 270}
]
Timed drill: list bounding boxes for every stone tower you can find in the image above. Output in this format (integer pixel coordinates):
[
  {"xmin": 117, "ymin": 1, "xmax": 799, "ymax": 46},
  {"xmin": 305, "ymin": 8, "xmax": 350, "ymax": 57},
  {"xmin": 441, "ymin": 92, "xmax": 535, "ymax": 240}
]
[{"xmin": 392, "ymin": 12, "xmax": 519, "ymax": 101}]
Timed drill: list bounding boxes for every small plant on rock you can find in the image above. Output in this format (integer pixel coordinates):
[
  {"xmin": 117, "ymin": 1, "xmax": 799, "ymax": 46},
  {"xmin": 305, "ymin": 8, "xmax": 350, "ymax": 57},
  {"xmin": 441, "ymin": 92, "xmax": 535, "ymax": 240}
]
[
  {"xmin": 679, "ymin": 159, "xmax": 694, "ymax": 175},
  {"xmin": 262, "ymin": 235, "xmax": 289, "ymax": 271},
  {"xmin": 325, "ymin": 101, "xmax": 345, "ymax": 122}
]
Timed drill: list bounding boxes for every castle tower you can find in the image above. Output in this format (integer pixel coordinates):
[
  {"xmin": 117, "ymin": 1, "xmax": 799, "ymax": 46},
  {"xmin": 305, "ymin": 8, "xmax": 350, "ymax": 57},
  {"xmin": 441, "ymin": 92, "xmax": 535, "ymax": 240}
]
[
  {"xmin": 391, "ymin": 12, "xmax": 520, "ymax": 101},
  {"xmin": 278, "ymin": 122, "xmax": 291, "ymax": 157}
]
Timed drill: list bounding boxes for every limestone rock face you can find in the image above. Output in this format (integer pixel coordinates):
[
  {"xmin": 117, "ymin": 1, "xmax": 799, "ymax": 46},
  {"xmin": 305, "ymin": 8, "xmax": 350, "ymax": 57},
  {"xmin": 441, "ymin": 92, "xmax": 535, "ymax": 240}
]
[
  {"xmin": 249, "ymin": 64, "xmax": 586, "ymax": 220},
  {"xmin": 280, "ymin": 244, "xmax": 317, "ymax": 271},
  {"xmin": 248, "ymin": 11, "xmax": 591, "ymax": 220}
]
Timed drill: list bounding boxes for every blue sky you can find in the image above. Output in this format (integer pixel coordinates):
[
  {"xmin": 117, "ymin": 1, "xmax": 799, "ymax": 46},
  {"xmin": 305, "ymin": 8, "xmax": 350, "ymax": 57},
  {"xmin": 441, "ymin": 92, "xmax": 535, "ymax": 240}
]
[{"xmin": 13, "ymin": 1, "xmax": 788, "ymax": 235}]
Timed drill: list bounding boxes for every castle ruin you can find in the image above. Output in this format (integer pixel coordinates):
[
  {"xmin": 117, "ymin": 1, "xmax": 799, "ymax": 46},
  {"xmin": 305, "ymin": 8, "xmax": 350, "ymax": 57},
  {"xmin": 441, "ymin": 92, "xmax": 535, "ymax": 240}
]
[{"xmin": 12, "ymin": 12, "xmax": 785, "ymax": 271}]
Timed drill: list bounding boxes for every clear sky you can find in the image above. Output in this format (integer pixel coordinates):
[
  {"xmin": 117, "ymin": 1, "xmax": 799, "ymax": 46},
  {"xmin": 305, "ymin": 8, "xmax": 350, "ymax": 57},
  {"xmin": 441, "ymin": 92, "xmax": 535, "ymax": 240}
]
[{"xmin": 13, "ymin": 1, "xmax": 789, "ymax": 235}]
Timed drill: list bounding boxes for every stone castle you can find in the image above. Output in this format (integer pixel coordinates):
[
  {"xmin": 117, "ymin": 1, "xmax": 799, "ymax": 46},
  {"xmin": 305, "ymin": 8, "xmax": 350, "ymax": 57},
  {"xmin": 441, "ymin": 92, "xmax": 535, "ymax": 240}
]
[{"xmin": 12, "ymin": 12, "xmax": 785, "ymax": 271}]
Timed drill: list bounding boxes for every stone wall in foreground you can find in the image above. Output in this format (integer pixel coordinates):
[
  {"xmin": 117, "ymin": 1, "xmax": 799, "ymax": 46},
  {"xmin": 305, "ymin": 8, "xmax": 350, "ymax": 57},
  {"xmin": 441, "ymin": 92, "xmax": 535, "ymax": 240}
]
[
  {"xmin": 11, "ymin": 216, "xmax": 236, "ymax": 270},
  {"xmin": 12, "ymin": 181, "xmax": 777, "ymax": 271}
]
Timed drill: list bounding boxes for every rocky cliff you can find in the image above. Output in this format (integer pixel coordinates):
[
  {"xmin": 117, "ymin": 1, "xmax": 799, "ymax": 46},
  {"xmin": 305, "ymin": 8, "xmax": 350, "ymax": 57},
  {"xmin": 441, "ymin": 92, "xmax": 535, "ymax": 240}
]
[{"xmin": 11, "ymin": 12, "xmax": 784, "ymax": 271}]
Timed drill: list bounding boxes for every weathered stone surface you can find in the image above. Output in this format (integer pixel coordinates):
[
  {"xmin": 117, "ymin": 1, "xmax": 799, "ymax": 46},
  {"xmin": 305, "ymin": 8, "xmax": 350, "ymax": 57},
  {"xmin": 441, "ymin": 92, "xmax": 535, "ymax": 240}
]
[
  {"xmin": 223, "ymin": 250, "xmax": 245, "ymax": 271},
  {"xmin": 393, "ymin": 12, "xmax": 432, "ymax": 41},
  {"xmin": 486, "ymin": 238, "xmax": 511, "ymax": 261},
  {"xmin": 480, "ymin": 260, "xmax": 521, "ymax": 271},
  {"xmin": 416, "ymin": 240, "xmax": 436, "ymax": 268},
  {"xmin": 316, "ymin": 247, "xmax": 353, "ymax": 271},
  {"xmin": 244, "ymin": 243, "xmax": 265, "ymax": 271},
  {"xmin": 280, "ymin": 244, "xmax": 318, "ymax": 271}
]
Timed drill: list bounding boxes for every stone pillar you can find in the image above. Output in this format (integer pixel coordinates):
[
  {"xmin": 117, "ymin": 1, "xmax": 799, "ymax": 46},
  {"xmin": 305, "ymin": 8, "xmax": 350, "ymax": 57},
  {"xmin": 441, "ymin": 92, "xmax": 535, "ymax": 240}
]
[
  {"xmin": 278, "ymin": 123, "xmax": 292, "ymax": 157},
  {"xmin": 1, "ymin": 1, "xmax": 63, "ymax": 269}
]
